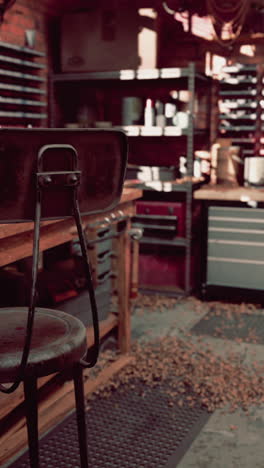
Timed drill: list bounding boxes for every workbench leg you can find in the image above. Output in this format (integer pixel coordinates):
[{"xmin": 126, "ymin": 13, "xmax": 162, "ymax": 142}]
[
  {"xmin": 73, "ymin": 365, "xmax": 89, "ymax": 468},
  {"xmin": 24, "ymin": 377, "xmax": 39, "ymax": 468},
  {"xmin": 117, "ymin": 219, "xmax": 131, "ymax": 353},
  {"xmin": 130, "ymin": 238, "xmax": 139, "ymax": 299}
]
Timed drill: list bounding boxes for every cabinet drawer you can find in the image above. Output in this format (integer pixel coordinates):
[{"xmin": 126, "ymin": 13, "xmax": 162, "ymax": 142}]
[
  {"xmin": 207, "ymin": 258, "xmax": 264, "ymax": 290},
  {"xmin": 206, "ymin": 205, "xmax": 264, "ymax": 291},
  {"xmin": 208, "ymin": 227, "xmax": 264, "ymax": 243},
  {"xmin": 208, "ymin": 206, "xmax": 264, "ymax": 233},
  {"xmin": 136, "ymin": 201, "xmax": 185, "ymax": 236},
  {"xmin": 208, "ymin": 239, "xmax": 264, "ymax": 261},
  {"xmin": 209, "ymin": 206, "xmax": 264, "ymax": 220},
  {"xmin": 96, "ymin": 250, "xmax": 113, "ymax": 276}
]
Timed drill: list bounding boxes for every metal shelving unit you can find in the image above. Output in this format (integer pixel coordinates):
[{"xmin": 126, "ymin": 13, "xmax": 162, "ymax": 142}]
[
  {"xmin": 0, "ymin": 41, "xmax": 47, "ymax": 126},
  {"xmin": 218, "ymin": 63, "xmax": 264, "ymax": 158},
  {"xmin": 49, "ymin": 62, "xmax": 210, "ymax": 295},
  {"xmin": 0, "ymin": 41, "xmax": 45, "ymax": 56},
  {"xmin": 51, "ymin": 66, "xmax": 208, "ymax": 83}
]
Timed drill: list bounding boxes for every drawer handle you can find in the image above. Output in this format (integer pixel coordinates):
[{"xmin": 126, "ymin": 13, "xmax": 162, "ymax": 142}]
[
  {"xmin": 129, "ymin": 227, "xmax": 143, "ymax": 241},
  {"xmin": 86, "ymin": 217, "xmax": 111, "ymax": 229},
  {"xmin": 97, "ymin": 270, "xmax": 116, "ymax": 285},
  {"xmin": 116, "ymin": 210, "xmax": 130, "ymax": 222},
  {"xmin": 96, "ymin": 227, "xmax": 111, "ymax": 238},
  {"xmin": 97, "ymin": 250, "xmax": 116, "ymax": 263},
  {"xmin": 86, "ymin": 230, "xmax": 118, "ymax": 247}
]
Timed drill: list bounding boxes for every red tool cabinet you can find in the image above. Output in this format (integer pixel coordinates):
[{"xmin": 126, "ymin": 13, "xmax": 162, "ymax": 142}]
[{"xmin": 135, "ymin": 200, "xmax": 201, "ymax": 293}]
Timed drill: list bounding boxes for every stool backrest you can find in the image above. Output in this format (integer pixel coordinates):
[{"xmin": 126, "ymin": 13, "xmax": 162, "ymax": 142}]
[{"xmin": 0, "ymin": 128, "xmax": 127, "ymax": 222}]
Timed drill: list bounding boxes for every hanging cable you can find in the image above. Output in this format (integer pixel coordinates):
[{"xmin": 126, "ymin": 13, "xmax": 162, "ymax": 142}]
[
  {"xmin": 206, "ymin": 0, "xmax": 250, "ymax": 47},
  {"xmin": 162, "ymin": 1, "xmax": 177, "ymax": 15}
]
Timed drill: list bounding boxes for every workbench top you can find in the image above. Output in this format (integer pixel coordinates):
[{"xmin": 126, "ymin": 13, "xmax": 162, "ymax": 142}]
[
  {"xmin": 119, "ymin": 187, "xmax": 143, "ymax": 204},
  {"xmin": 194, "ymin": 184, "xmax": 264, "ymax": 202},
  {"xmin": 0, "ymin": 187, "xmax": 142, "ymax": 268},
  {"xmin": 0, "ymin": 187, "xmax": 142, "ymax": 240}
]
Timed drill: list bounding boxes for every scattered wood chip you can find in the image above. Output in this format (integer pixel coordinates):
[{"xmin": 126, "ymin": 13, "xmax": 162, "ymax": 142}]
[
  {"xmin": 89, "ymin": 295, "xmax": 264, "ymax": 414},
  {"xmin": 87, "ymin": 336, "xmax": 264, "ymax": 414}
]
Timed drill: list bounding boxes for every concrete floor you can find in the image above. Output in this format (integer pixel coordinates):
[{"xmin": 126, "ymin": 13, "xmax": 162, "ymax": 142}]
[{"xmin": 131, "ymin": 296, "xmax": 264, "ymax": 468}]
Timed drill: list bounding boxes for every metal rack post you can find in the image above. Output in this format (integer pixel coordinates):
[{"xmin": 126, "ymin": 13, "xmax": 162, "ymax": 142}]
[
  {"xmin": 185, "ymin": 62, "xmax": 195, "ymax": 295},
  {"xmin": 255, "ymin": 63, "xmax": 264, "ymax": 156}
]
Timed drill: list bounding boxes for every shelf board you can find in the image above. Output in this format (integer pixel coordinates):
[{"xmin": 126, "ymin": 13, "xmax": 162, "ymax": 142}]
[
  {"xmin": 116, "ymin": 125, "xmax": 189, "ymax": 137},
  {"xmin": 0, "ymin": 96, "xmax": 46, "ymax": 106},
  {"xmin": 125, "ymin": 178, "xmax": 204, "ymax": 192},
  {"xmin": 0, "ymin": 68, "xmax": 46, "ymax": 81},
  {"xmin": 0, "ymin": 82, "xmax": 46, "ymax": 94},
  {"xmin": 0, "ymin": 54, "xmax": 45, "ymax": 69},
  {"xmin": 0, "ymin": 110, "xmax": 47, "ymax": 119},
  {"xmin": 0, "ymin": 41, "xmax": 45, "ymax": 57},
  {"xmin": 219, "ymin": 101, "xmax": 257, "ymax": 109},
  {"xmin": 221, "ymin": 65, "xmax": 257, "ymax": 73},
  {"xmin": 219, "ymin": 90, "xmax": 257, "ymax": 96},
  {"xmin": 163, "ymin": 126, "xmax": 189, "ymax": 136},
  {"xmin": 243, "ymin": 149, "xmax": 254, "ymax": 155},
  {"xmin": 219, "ymin": 113, "xmax": 257, "ymax": 120},
  {"xmin": 231, "ymin": 137, "xmax": 254, "ymax": 143},
  {"xmin": 125, "ymin": 181, "xmax": 192, "ymax": 192},
  {"xmin": 51, "ymin": 67, "xmax": 209, "ymax": 83},
  {"xmin": 220, "ymin": 77, "xmax": 257, "ymax": 85},
  {"xmin": 111, "ymin": 125, "xmax": 207, "ymax": 137},
  {"xmin": 219, "ymin": 124, "xmax": 256, "ymax": 132}
]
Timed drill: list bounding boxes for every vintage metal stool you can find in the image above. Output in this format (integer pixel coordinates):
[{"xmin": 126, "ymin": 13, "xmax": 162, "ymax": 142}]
[{"xmin": 0, "ymin": 128, "xmax": 127, "ymax": 468}]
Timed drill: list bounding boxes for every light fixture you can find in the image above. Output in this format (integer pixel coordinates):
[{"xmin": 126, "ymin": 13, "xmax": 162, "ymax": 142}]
[{"xmin": 25, "ymin": 29, "xmax": 36, "ymax": 48}]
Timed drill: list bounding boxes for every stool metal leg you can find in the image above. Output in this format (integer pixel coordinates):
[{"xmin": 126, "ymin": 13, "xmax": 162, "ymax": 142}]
[
  {"xmin": 24, "ymin": 377, "xmax": 39, "ymax": 468},
  {"xmin": 73, "ymin": 365, "xmax": 89, "ymax": 468}
]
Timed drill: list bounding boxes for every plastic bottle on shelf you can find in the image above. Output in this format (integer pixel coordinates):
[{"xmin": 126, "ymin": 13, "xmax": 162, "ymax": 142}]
[
  {"xmin": 164, "ymin": 93, "xmax": 178, "ymax": 126},
  {"xmin": 144, "ymin": 98, "xmax": 155, "ymax": 127},
  {"xmin": 155, "ymin": 100, "xmax": 166, "ymax": 127}
]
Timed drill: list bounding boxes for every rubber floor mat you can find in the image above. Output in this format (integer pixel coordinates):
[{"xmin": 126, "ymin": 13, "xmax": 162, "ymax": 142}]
[
  {"xmin": 7, "ymin": 381, "xmax": 210, "ymax": 468},
  {"xmin": 191, "ymin": 309, "xmax": 264, "ymax": 344}
]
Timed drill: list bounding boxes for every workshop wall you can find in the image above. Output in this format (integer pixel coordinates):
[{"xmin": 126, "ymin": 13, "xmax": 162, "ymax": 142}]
[
  {"xmin": 0, "ymin": 0, "xmax": 51, "ymax": 52},
  {"xmin": 0, "ymin": 0, "xmax": 59, "ymax": 128}
]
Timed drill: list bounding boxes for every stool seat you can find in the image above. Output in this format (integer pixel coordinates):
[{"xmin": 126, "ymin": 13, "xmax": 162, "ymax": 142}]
[{"xmin": 0, "ymin": 308, "xmax": 87, "ymax": 382}]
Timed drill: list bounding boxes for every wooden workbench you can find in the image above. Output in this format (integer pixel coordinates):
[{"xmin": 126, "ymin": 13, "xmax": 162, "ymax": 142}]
[
  {"xmin": 0, "ymin": 187, "xmax": 142, "ymax": 466},
  {"xmin": 194, "ymin": 184, "xmax": 264, "ymax": 202}
]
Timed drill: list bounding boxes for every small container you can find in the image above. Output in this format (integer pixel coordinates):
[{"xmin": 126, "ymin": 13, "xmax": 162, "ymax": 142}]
[
  {"xmin": 244, "ymin": 156, "xmax": 264, "ymax": 186},
  {"xmin": 155, "ymin": 100, "xmax": 165, "ymax": 127},
  {"xmin": 156, "ymin": 114, "xmax": 166, "ymax": 127},
  {"xmin": 94, "ymin": 121, "xmax": 112, "ymax": 128},
  {"xmin": 122, "ymin": 97, "xmax": 142, "ymax": 125},
  {"xmin": 144, "ymin": 98, "xmax": 155, "ymax": 127}
]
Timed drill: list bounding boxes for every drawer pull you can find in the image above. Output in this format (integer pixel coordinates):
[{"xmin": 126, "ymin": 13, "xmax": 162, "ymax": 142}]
[
  {"xmin": 209, "ymin": 227, "xmax": 264, "ymax": 234},
  {"xmin": 97, "ymin": 250, "xmax": 116, "ymax": 263},
  {"xmin": 129, "ymin": 227, "xmax": 143, "ymax": 241},
  {"xmin": 97, "ymin": 270, "xmax": 116, "ymax": 285},
  {"xmin": 96, "ymin": 227, "xmax": 111, "ymax": 238},
  {"xmin": 210, "ymin": 216, "xmax": 264, "ymax": 223},
  {"xmin": 133, "ymin": 214, "xmax": 176, "ymax": 221},
  {"xmin": 116, "ymin": 211, "xmax": 130, "ymax": 223},
  {"xmin": 209, "ymin": 239, "xmax": 264, "ymax": 247},
  {"xmin": 208, "ymin": 256, "xmax": 264, "ymax": 265}
]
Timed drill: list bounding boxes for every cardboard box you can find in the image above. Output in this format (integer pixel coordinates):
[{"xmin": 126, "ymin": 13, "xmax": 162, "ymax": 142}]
[{"xmin": 60, "ymin": 7, "xmax": 140, "ymax": 72}]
